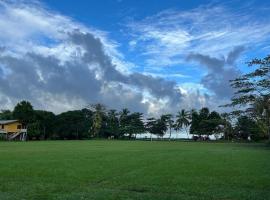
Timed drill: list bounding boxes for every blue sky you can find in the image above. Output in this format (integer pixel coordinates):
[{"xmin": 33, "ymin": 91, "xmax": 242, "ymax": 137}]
[{"xmin": 0, "ymin": 0, "xmax": 269, "ymax": 115}]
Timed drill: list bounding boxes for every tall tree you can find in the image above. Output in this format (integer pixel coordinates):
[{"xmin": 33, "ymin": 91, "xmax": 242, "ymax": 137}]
[
  {"xmin": 119, "ymin": 108, "xmax": 130, "ymax": 137},
  {"xmin": 227, "ymin": 55, "xmax": 270, "ymax": 140},
  {"xmin": 175, "ymin": 109, "xmax": 190, "ymax": 138},
  {"xmin": 190, "ymin": 108, "xmax": 223, "ymax": 137},
  {"xmin": 235, "ymin": 116, "xmax": 261, "ymax": 140},
  {"xmin": 89, "ymin": 104, "xmax": 106, "ymax": 137},
  {"xmin": 146, "ymin": 116, "xmax": 168, "ymax": 139},
  {"xmin": 190, "ymin": 109, "xmax": 200, "ymax": 135},
  {"xmin": 220, "ymin": 113, "xmax": 233, "ymax": 140},
  {"xmin": 128, "ymin": 112, "xmax": 145, "ymax": 139},
  {"xmin": 0, "ymin": 110, "xmax": 13, "ymax": 120},
  {"xmin": 145, "ymin": 117, "xmax": 156, "ymax": 140},
  {"xmin": 29, "ymin": 110, "xmax": 55, "ymax": 139},
  {"xmin": 106, "ymin": 109, "xmax": 119, "ymax": 138},
  {"xmin": 160, "ymin": 114, "xmax": 174, "ymax": 140},
  {"xmin": 53, "ymin": 110, "xmax": 90, "ymax": 140},
  {"xmin": 13, "ymin": 101, "xmax": 35, "ymax": 125}
]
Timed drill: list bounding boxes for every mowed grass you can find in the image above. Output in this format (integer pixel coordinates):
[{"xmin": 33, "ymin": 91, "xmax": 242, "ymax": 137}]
[{"xmin": 0, "ymin": 141, "xmax": 269, "ymax": 200}]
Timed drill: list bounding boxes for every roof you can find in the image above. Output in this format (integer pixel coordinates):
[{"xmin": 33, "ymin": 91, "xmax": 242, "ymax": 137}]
[{"xmin": 0, "ymin": 120, "xmax": 19, "ymax": 125}]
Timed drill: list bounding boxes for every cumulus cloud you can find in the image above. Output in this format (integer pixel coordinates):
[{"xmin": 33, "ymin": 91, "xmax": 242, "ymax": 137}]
[
  {"xmin": 186, "ymin": 46, "xmax": 245, "ymax": 99},
  {"xmin": 126, "ymin": 3, "xmax": 269, "ymax": 108},
  {"xmin": 0, "ymin": 1, "xmax": 183, "ymax": 115}
]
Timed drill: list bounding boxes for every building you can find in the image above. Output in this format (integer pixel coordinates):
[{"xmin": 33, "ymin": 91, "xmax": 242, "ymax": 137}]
[{"xmin": 0, "ymin": 120, "xmax": 27, "ymax": 141}]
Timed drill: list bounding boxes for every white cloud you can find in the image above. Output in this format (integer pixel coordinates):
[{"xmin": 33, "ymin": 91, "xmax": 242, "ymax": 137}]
[
  {"xmin": 127, "ymin": 4, "xmax": 270, "ymax": 67},
  {"xmin": 0, "ymin": 0, "xmax": 186, "ymax": 115}
]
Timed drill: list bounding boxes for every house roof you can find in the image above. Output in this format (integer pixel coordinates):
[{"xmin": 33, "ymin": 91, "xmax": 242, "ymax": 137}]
[{"xmin": 0, "ymin": 120, "xmax": 19, "ymax": 125}]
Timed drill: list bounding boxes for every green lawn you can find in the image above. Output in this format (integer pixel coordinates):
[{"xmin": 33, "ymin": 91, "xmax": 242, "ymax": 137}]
[{"xmin": 0, "ymin": 140, "xmax": 269, "ymax": 200}]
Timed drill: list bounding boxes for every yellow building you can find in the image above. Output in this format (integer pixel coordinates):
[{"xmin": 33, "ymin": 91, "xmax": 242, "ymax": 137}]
[{"xmin": 0, "ymin": 120, "xmax": 27, "ymax": 140}]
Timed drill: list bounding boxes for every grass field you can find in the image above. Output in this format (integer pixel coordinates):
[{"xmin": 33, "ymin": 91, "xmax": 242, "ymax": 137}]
[{"xmin": 0, "ymin": 140, "xmax": 269, "ymax": 200}]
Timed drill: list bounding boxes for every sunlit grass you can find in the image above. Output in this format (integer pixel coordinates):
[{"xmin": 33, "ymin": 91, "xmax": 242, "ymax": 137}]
[{"xmin": 0, "ymin": 140, "xmax": 269, "ymax": 200}]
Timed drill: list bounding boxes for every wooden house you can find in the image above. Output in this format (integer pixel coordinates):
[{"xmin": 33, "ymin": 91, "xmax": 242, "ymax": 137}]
[{"xmin": 0, "ymin": 120, "xmax": 27, "ymax": 141}]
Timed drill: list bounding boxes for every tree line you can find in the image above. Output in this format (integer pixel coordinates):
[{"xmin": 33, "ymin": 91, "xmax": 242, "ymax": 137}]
[
  {"xmin": 0, "ymin": 55, "xmax": 269, "ymax": 141},
  {"xmin": 0, "ymin": 101, "xmax": 266, "ymax": 141}
]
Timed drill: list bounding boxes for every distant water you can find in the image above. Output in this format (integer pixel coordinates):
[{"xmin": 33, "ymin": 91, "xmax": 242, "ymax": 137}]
[{"xmin": 135, "ymin": 130, "xmax": 223, "ymax": 140}]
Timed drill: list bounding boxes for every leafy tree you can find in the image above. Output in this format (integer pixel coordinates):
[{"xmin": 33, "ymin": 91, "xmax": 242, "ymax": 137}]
[
  {"xmin": 34, "ymin": 110, "xmax": 56, "ymax": 139},
  {"xmin": 13, "ymin": 101, "xmax": 35, "ymax": 125},
  {"xmin": 235, "ymin": 116, "xmax": 261, "ymax": 140},
  {"xmin": 146, "ymin": 115, "xmax": 168, "ymax": 138},
  {"xmin": 220, "ymin": 113, "xmax": 233, "ymax": 140},
  {"xmin": 118, "ymin": 109, "xmax": 145, "ymax": 139},
  {"xmin": 190, "ymin": 108, "xmax": 223, "ymax": 137},
  {"xmin": 190, "ymin": 109, "xmax": 200, "ymax": 135},
  {"xmin": 119, "ymin": 108, "xmax": 130, "ymax": 137},
  {"xmin": 145, "ymin": 117, "xmax": 156, "ymax": 140},
  {"xmin": 53, "ymin": 110, "xmax": 91, "ymax": 139},
  {"xmin": 0, "ymin": 110, "xmax": 13, "ymax": 120},
  {"xmin": 89, "ymin": 104, "xmax": 106, "ymax": 137},
  {"xmin": 106, "ymin": 109, "xmax": 119, "ymax": 138},
  {"xmin": 227, "ymin": 55, "xmax": 270, "ymax": 140},
  {"xmin": 27, "ymin": 122, "xmax": 42, "ymax": 140},
  {"xmin": 127, "ymin": 112, "xmax": 145, "ymax": 139}
]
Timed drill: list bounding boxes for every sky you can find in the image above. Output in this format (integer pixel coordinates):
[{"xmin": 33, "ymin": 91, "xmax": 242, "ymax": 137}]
[{"xmin": 0, "ymin": 0, "xmax": 269, "ymax": 116}]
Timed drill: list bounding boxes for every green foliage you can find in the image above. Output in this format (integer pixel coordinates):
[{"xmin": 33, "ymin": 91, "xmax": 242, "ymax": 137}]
[
  {"xmin": 105, "ymin": 109, "xmax": 119, "ymax": 137},
  {"xmin": 235, "ymin": 116, "xmax": 262, "ymax": 140},
  {"xmin": 89, "ymin": 104, "xmax": 106, "ymax": 137},
  {"xmin": 53, "ymin": 109, "xmax": 92, "ymax": 140},
  {"xmin": 0, "ymin": 110, "xmax": 13, "ymax": 120},
  {"xmin": 146, "ymin": 115, "xmax": 168, "ymax": 137},
  {"xmin": 226, "ymin": 55, "xmax": 270, "ymax": 140},
  {"xmin": 118, "ymin": 109, "xmax": 145, "ymax": 138},
  {"xmin": 190, "ymin": 107, "xmax": 223, "ymax": 136},
  {"xmin": 27, "ymin": 121, "xmax": 42, "ymax": 139},
  {"xmin": 13, "ymin": 100, "xmax": 35, "ymax": 125}
]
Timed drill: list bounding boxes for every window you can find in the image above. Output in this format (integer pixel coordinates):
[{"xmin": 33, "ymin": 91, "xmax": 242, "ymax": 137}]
[
  {"xmin": 1, "ymin": 125, "xmax": 4, "ymax": 129},
  {"xmin": 17, "ymin": 125, "xmax": 22, "ymax": 129}
]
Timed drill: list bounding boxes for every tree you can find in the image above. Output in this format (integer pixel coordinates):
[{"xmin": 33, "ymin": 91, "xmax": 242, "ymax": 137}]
[
  {"xmin": 27, "ymin": 122, "xmax": 42, "ymax": 140},
  {"xmin": 106, "ymin": 109, "xmax": 119, "ymax": 138},
  {"xmin": 203, "ymin": 111, "xmax": 223, "ymax": 136},
  {"xmin": 235, "ymin": 116, "xmax": 261, "ymax": 140},
  {"xmin": 162, "ymin": 114, "xmax": 174, "ymax": 140},
  {"xmin": 190, "ymin": 109, "xmax": 200, "ymax": 135},
  {"xmin": 156, "ymin": 116, "xmax": 169, "ymax": 138},
  {"xmin": 35, "ymin": 110, "xmax": 56, "ymax": 139},
  {"xmin": 53, "ymin": 110, "xmax": 91, "ymax": 140},
  {"xmin": 175, "ymin": 109, "xmax": 190, "ymax": 138},
  {"xmin": 13, "ymin": 101, "xmax": 35, "ymax": 125},
  {"xmin": 119, "ymin": 108, "xmax": 130, "ymax": 137},
  {"xmin": 227, "ymin": 55, "xmax": 270, "ymax": 140},
  {"xmin": 89, "ymin": 104, "xmax": 106, "ymax": 137},
  {"xmin": 0, "ymin": 110, "xmax": 13, "ymax": 120},
  {"xmin": 220, "ymin": 113, "xmax": 233, "ymax": 140},
  {"xmin": 145, "ymin": 117, "xmax": 156, "ymax": 140},
  {"xmin": 145, "ymin": 116, "xmax": 168, "ymax": 139},
  {"xmin": 128, "ymin": 112, "xmax": 145, "ymax": 139},
  {"xmin": 190, "ymin": 108, "xmax": 223, "ymax": 138}
]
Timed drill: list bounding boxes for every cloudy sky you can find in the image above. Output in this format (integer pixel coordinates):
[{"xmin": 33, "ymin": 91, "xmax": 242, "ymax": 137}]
[{"xmin": 0, "ymin": 0, "xmax": 269, "ymax": 116}]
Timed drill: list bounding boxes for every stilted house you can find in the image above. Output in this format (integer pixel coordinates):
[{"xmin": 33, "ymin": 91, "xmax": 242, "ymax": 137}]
[{"xmin": 0, "ymin": 120, "xmax": 27, "ymax": 141}]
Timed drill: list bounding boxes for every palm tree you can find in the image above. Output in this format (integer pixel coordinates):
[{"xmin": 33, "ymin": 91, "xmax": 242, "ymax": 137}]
[
  {"xmin": 161, "ymin": 114, "xmax": 174, "ymax": 140},
  {"xmin": 175, "ymin": 109, "xmax": 190, "ymax": 139}
]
